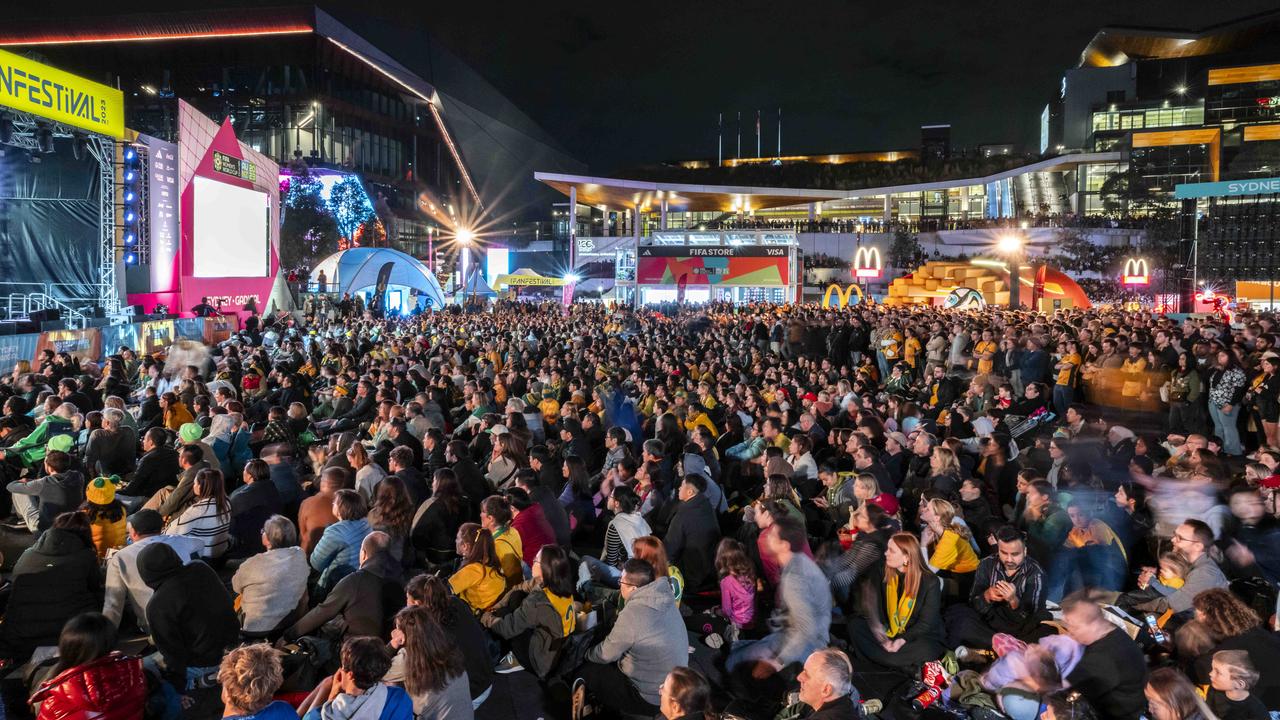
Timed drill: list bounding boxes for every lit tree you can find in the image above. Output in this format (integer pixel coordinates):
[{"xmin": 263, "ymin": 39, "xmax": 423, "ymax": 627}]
[
  {"xmin": 329, "ymin": 176, "xmax": 376, "ymax": 244},
  {"xmin": 280, "ymin": 176, "xmax": 340, "ymax": 269}
]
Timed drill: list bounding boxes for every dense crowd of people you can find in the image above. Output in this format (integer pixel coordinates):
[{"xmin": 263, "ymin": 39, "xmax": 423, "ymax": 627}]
[
  {"xmin": 0, "ymin": 297, "xmax": 1277, "ymax": 720},
  {"xmin": 704, "ymin": 214, "xmax": 1149, "ymax": 235}
]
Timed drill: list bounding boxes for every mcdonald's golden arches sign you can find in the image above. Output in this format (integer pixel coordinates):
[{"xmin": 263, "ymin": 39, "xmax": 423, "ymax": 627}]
[
  {"xmin": 854, "ymin": 246, "xmax": 883, "ymax": 279},
  {"xmin": 1122, "ymin": 258, "xmax": 1149, "ymax": 286},
  {"xmin": 822, "ymin": 284, "xmax": 865, "ymax": 308}
]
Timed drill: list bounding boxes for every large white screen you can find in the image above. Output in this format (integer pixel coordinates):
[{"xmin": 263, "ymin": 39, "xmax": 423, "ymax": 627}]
[{"xmin": 192, "ymin": 175, "xmax": 269, "ymax": 278}]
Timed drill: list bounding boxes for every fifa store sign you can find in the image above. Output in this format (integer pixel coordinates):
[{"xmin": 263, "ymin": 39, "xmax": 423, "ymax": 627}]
[{"xmin": 0, "ymin": 48, "xmax": 125, "ymax": 139}]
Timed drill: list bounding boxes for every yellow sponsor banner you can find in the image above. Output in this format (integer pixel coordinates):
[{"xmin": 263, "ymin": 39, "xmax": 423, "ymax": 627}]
[
  {"xmin": 494, "ymin": 274, "xmax": 567, "ymax": 287},
  {"xmin": 0, "ymin": 47, "xmax": 125, "ymax": 139}
]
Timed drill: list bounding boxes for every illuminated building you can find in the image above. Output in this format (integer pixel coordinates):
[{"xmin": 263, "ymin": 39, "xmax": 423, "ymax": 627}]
[{"xmin": 0, "ymin": 5, "xmax": 584, "ymax": 255}]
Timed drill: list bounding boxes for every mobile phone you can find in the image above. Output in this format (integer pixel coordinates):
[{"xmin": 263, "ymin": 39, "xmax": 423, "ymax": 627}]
[{"xmin": 1145, "ymin": 613, "xmax": 1167, "ymax": 644}]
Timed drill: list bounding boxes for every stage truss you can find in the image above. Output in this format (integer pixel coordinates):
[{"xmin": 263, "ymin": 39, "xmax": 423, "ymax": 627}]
[{"xmin": 0, "ymin": 109, "xmax": 120, "ymax": 315}]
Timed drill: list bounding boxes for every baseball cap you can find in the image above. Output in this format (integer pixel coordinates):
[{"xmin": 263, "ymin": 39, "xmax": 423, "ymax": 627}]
[
  {"xmin": 867, "ymin": 492, "xmax": 900, "ymax": 516},
  {"xmin": 486, "ymin": 424, "xmax": 510, "ymax": 436}
]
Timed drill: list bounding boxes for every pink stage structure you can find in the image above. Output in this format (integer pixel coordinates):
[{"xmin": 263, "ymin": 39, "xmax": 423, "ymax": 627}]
[{"xmin": 129, "ymin": 100, "xmax": 282, "ymax": 320}]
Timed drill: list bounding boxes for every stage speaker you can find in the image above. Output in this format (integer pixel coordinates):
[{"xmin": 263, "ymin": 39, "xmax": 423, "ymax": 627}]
[
  {"xmin": 15, "ymin": 322, "xmax": 37, "ymax": 335},
  {"xmin": 84, "ymin": 317, "xmax": 110, "ymax": 328},
  {"xmin": 40, "ymin": 320, "xmax": 65, "ymax": 332},
  {"xmin": 29, "ymin": 308, "xmax": 61, "ymax": 324},
  {"xmin": 88, "ymin": 307, "xmax": 106, "ymax": 319},
  {"xmin": 127, "ymin": 304, "xmax": 145, "ymax": 316},
  {"xmin": 0, "ymin": 322, "xmax": 16, "ymax": 336}
]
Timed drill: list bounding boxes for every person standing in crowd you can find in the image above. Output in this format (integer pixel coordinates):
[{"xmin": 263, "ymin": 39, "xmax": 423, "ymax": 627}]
[{"xmin": 573, "ymin": 557, "xmax": 687, "ymax": 718}]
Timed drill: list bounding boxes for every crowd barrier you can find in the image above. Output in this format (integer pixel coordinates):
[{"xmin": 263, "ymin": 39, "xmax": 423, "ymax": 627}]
[{"xmin": 0, "ymin": 316, "xmax": 240, "ymax": 367}]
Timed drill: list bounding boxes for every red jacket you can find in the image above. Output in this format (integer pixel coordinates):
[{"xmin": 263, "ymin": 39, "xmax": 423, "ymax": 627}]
[
  {"xmin": 511, "ymin": 503, "xmax": 557, "ymax": 565},
  {"xmin": 32, "ymin": 652, "xmax": 147, "ymax": 720}
]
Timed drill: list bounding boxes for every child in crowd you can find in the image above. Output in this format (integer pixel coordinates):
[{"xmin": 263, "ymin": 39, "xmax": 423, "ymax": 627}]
[
  {"xmin": 296, "ymin": 637, "xmax": 413, "ymax": 720},
  {"xmin": 1117, "ymin": 550, "xmax": 1188, "ymax": 613},
  {"xmin": 1207, "ymin": 650, "xmax": 1270, "ymax": 720},
  {"xmin": 81, "ymin": 475, "xmax": 127, "ymax": 558},
  {"xmin": 714, "ymin": 538, "xmax": 756, "ymax": 640}
]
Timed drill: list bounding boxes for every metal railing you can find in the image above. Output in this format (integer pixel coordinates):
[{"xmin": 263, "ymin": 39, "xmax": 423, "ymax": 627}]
[{"xmin": 1, "ymin": 294, "xmax": 89, "ymax": 329}]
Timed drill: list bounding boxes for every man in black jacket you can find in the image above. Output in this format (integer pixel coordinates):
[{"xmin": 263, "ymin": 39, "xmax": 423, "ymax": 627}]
[
  {"xmin": 388, "ymin": 446, "xmax": 429, "ymax": 506},
  {"xmin": 84, "ymin": 408, "xmax": 137, "ymax": 477},
  {"xmin": 284, "ymin": 531, "xmax": 404, "ymax": 642},
  {"xmin": 138, "ymin": 542, "xmax": 239, "ymax": 696},
  {"xmin": 446, "ymin": 440, "xmax": 490, "ymax": 515},
  {"xmin": 118, "ymin": 428, "xmax": 180, "ymax": 505},
  {"xmin": 796, "ymin": 649, "xmax": 861, "ymax": 720},
  {"xmin": 945, "ymin": 527, "xmax": 1048, "ymax": 648},
  {"xmin": 318, "ymin": 380, "xmax": 376, "ymax": 434},
  {"xmin": 150, "ymin": 445, "xmax": 208, "ymax": 521},
  {"xmin": 1062, "ymin": 589, "xmax": 1148, "ymax": 720},
  {"xmin": 663, "ymin": 474, "xmax": 721, "ymax": 592}
]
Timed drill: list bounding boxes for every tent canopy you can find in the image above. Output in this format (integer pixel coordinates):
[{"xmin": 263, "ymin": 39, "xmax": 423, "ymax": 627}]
[
  {"xmin": 311, "ymin": 247, "xmax": 446, "ymax": 310},
  {"xmin": 457, "ymin": 268, "xmax": 497, "ymax": 299}
]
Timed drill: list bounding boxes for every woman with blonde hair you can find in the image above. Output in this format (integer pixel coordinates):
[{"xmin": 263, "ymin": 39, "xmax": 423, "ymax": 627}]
[
  {"xmin": 918, "ymin": 496, "xmax": 979, "ymax": 599},
  {"xmin": 347, "ymin": 442, "xmax": 385, "ymax": 503},
  {"xmin": 846, "ymin": 532, "xmax": 945, "ymax": 672},
  {"xmin": 928, "ymin": 445, "xmax": 963, "ymax": 497}
]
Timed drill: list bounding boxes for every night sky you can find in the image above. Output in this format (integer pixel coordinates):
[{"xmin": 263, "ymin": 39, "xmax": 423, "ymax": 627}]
[{"xmin": 14, "ymin": 0, "xmax": 1280, "ymax": 174}]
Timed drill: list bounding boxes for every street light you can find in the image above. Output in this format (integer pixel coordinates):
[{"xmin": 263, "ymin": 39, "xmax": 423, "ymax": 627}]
[{"xmin": 996, "ymin": 233, "xmax": 1025, "ymax": 309}]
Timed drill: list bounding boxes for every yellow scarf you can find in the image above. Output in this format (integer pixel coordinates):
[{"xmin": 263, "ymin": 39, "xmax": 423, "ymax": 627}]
[
  {"xmin": 546, "ymin": 590, "xmax": 576, "ymax": 637},
  {"xmin": 885, "ymin": 573, "xmax": 915, "ymax": 638}
]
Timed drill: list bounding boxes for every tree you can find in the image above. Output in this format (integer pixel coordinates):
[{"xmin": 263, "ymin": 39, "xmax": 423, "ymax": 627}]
[
  {"xmin": 280, "ymin": 176, "xmax": 341, "ymax": 270},
  {"xmin": 329, "ymin": 176, "xmax": 376, "ymax": 244},
  {"xmin": 887, "ymin": 229, "xmax": 921, "ymax": 269}
]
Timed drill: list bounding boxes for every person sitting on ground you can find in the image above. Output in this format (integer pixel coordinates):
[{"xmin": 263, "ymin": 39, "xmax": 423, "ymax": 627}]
[
  {"xmin": 118, "ymin": 427, "xmax": 180, "ymax": 502},
  {"xmin": 481, "ymin": 545, "xmax": 577, "ymax": 679},
  {"xmin": 796, "ymin": 648, "xmax": 861, "ymax": 720},
  {"xmin": 479, "ymin": 495, "xmax": 524, "ymax": 588},
  {"xmin": 574, "ymin": 557, "xmax": 688, "ymax": 718},
  {"xmin": 505, "ymin": 485, "xmax": 556, "ymax": 566},
  {"xmin": 945, "ymin": 525, "xmax": 1049, "ymax": 649},
  {"xmin": 102, "ymin": 509, "xmax": 202, "ymax": 632},
  {"xmin": 410, "ymin": 469, "xmax": 465, "ymax": 568},
  {"xmin": 1133, "ymin": 519, "xmax": 1227, "ymax": 616},
  {"xmin": 232, "ymin": 515, "xmax": 310, "ymax": 638},
  {"xmin": 136, "ymin": 541, "xmax": 240, "ymax": 706},
  {"xmin": 658, "ymin": 667, "xmax": 713, "ymax": 720},
  {"xmin": 384, "ymin": 606, "xmax": 473, "ymax": 720},
  {"xmin": 216, "ymin": 643, "xmax": 295, "ymax": 720},
  {"xmin": 1206, "ymin": 649, "xmax": 1269, "ymax": 720},
  {"xmin": 449, "ymin": 523, "xmax": 506, "ymax": 614},
  {"xmin": 285, "ymin": 531, "xmax": 404, "ymax": 644},
  {"xmin": 404, "ymin": 574, "xmax": 494, "ymax": 709},
  {"xmin": 0, "ymin": 512, "xmax": 103, "ymax": 663},
  {"xmin": 84, "ymin": 407, "xmax": 136, "ymax": 477},
  {"xmin": 29, "ymin": 612, "xmax": 147, "ymax": 720},
  {"xmin": 1061, "ymin": 588, "xmax": 1148, "ymax": 720},
  {"xmin": 311, "ymin": 488, "xmax": 373, "ymax": 595},
  {"xmin": 727, "ymin": 517, "xmax": 833, "ymax": 679},
  {"xmin": 296, "ymin": 636, "xmax": 414, "ymax": 720},
  {"xmin": 165, "ymin": 467, "xmax": 232, "ymax": 560},
  {"xmin": 229, "ymin": 458, "xmax": 283, "ymax": 556},
  {"xmin": 846, "ymin": 532, "xmax": 944, "ymax": 675},
  {"xmin": 152, "ymin": 445, "xmax": 209, "ymax": 521},
  {"xmin": 299, "ymin": 466, "xmax": 345, "ymax": 554},
  {"xmin": 663, "ymin": 473, "xmax": 721, "ymax": 593},
  {"xmin": 81, "ymin": 475, "xmax": 127, "ymax": 558},
  {"xmin": 8, "ymin": 449, "xmax": 85, "ymax": 533}
]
